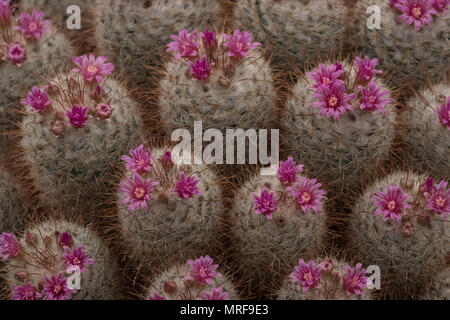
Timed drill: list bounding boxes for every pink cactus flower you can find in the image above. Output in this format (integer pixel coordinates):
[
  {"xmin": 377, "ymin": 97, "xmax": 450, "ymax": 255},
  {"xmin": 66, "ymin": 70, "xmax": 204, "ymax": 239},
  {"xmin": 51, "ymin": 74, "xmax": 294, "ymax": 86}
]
[
  {"xmin": 202, "ymin": 287, "xmax": 230, "ymax": 300},
  {"xmin": 13, "ymin": 9, "xmax": 51, "ymax": 39},
  {"xmin": 251, "ymin": 187, "xmax": 279, "ymax": 220},
  {"xmin": 354, "ymin": 56, "xmax": 383, "ymax": 82},
  {"xmin": 202, "ymin": 28, "xmax": 218, "ymax": 51},
  {"xmin": 435, "ymin": 97, "xmax": 450, "ymax": 130},
  {"xmin": 394, "ymin": 0, "xmax": 439, "ymax": 31},
  {"xmin": 290, "ymin": 259, "xmax": 323, "ymax": 292},
  {"xmin": 0, "ymin": 232, "xmax": 20, "ymax": 261},
  {"xmin": 287, "ymin": 177, "xmax": 327, "ymax": 214},
  {"xmin": 432, "ymin": 0, "xmax": 449, "ymax": 15},
  {"xmin": 185, "ymin": 256, "xmax": 221, "ymax": 285},
  {"xmin": 12, "ymin": 282, "xmax": 42, "ymax": 300},
  {"xmin": 166, "ymin": 29, "xmax": 200, "ymax": 61},
  {"xmin": 277, "ymin": 156, "xmax": 304, "ymax": 185},
  {"xmin": 118, "ymin": 173, "xmax": 159, "ymax": 212},
  {"xmin": 42, "ymin": 273, "xmax": 75, "ymax": 300},
  {"xmin": 420, "ymin": 178, "xmax": 437, "ymax": 195},
  {"xmin": 59, "ymin": 232, "xmax": 73, "ymax": 248},
  {"xmin": 66, "ymin": 105, "xmax": 90, "ymax": 129},
  {"xmin": 306, "ymin": 63, "xmax": 345, "ymax": 89},
  {"xmin": 95, "ymin": 103, "xmax": 113, "ymax": 119},
  {"xmin": 173, "ymin": 171, "xmax": 202, "ymax": 199},
  {"xmin": 148, "ymin": 293, "xmax": 165, "ymax": 300},
  {"xmin": 372, "ymin": 185, "xmax": 412, "ymax": 223},
  {"xmin": 358, "ymin": 80, "xmax": 392, "ymax": 115},
  {"xmin": 21, "ymin": 85, "xmax": 51, "ymax": 113},
  {"xmin": 121, "ymin": 145, "xmax": 153, "ymax": 176},
  {"xmin": 312, "ymin": 81, "xmax": 355, "ymax": 121},
  {"xmin": 62, "ymin": 245, "xmax": 95, "ymax": 273},
  {"xmin": 71, "ymin": 54, "xmax": 115, "ymax": 83},
  {"xmin": 341, "ymin": 263, "xmax": 368, "ymax": 296},
  {"xmin": 189, "ymin": 55, "xmax": 215, "ymax": 81},
  {"xmin": 425, "ymin": 180, "xmax": 450, "ymax": 218},
  {"xmin": 7, "ymin": 43, "xmax": 27, "ymax": 66},
  {"xmin": 0, "ymin": 0, "xmax": 12, "ymax": 25},
  {"xmin": 223, "ymin": 29, "xmax": 261, "ymax": 58}
]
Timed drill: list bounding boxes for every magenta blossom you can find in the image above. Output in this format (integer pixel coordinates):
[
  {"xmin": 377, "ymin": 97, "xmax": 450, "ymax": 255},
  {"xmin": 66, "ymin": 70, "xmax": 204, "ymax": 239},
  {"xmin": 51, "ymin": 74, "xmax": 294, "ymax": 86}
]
[
  {"xmin": 59, "ymin": 232, "xmax": 73, "ymax": 248},
  {"xmin": 173, "ymin": 171, "xmax": 202, "ymax": 199},
  {"xmin": 432, "ymin": 0, "xmax": 449, "ymax": 14},
  {"xmin": 66, "ymin": 105, "xmax": 90, "ymax": 129},
  {"xmin": 287, "ymin": 177, "xmax": 327, "ymax": 214},
  {"xmin": 290, "ymin": 259, "xmax": 323, "ymax": 292},
  {"xmin": 95, "ymin": 103, "xmax": 112, "ymax": 119},
  {"xmin": 121, "ymin": 145, "xmax": 153, "ymax": 175},
  {"xmin": 394, "ymin": 0, "xmax": 439, "ymax": 31},
  {"xmin": 354, "ymin": 56, "xmax": 383, "ymax": 82},
  {"xmin": 420, "ymin": 177, "xmax": 437, "ymax": 195},
  {"xmin": 42, "ymin": 273, "xmax": 75, "ymax": 300},
  {"xmin": 62, "ymin": 245, "xmax": 95, "ymax": 273},
  {"xmin": 312, "ymin": 81, "xmax": 355, "ymax": 121},
  {"xmin": 166, "ymin": 29, "xmax": 200, "ymax": 61},
  {"xmin": 223, "ymin": 29, "xmax": 261, "ymax": 58},
  {"xmin": 72, "ymin": 54, "xmax": 115, "ymax": 83},
  {"xmin": 12, "ymin": 282, "xmax": 42, "ymax": 300},
  {"xmin": 341, "ymin": 263, "xmax": 368, "ymax": 296},
  {"xmin": 252, "ymin": 187, "xmax": 279, "ymax": 220},
  {"xmin": 202, "ymin": 287, "xmax": 230, "ymax": 300},
  {"xmin": 0, "ymin": 0, "xmax": 11, "ymax": 25},
  {"xmin": 13, "ymin": 10, "xmax": 51, "ymax": 39},
  {"xmin": 306, "ymin": 63, "xmax": 345, "ymax": 89},
  {"xmin": 189, "ymin": 55, "xmax": 215, "ymax": 81},
  {"xmin": 118, "ymin": 173, "xmax": 159, "ymax": 212},
  {"xmin": 0, "ymin": 232, "xmax": 20, "ymax": 260},
  {"xmin": 358, "ymin": 80, "xmax": 392, "ymax": 115},
  {"xmin": 372, "ymin": 185, "xmax": 412, "ymax": 223},
  {"xmin": 277, "ymin": 156, "xmax": 304, "ymax": 185},
  {"xmin": 425, "ymin": 180, "xmax": 450, "ymax": 218},
  {"xmin": 202, "ymin": 28, "xmax": 218, "ymax": 51},
  {"xmin": 21, "ymin": 86, "xmax": 51, "ymax": 113},
  {"xmin": 185, "ymin": 256, "xmax": 221, "ymax": 285},
  {"xmin": 8, "ymin": 43, "xmax": 27, "ymax": 66},
  {"xmin": 435, "ymin": 97, "xmax": 450, "ymax": 130},
  {"xmin": 148, "ymin": 292, "xmax": 165, "ymax": 300}
]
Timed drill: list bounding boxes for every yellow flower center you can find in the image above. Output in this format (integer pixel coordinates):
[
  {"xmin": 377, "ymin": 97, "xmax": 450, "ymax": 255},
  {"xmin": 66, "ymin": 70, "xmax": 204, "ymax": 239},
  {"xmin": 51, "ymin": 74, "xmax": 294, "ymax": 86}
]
[
  {"xmin": 304, "ymin": 272, "xmax": 314, "ymax": 282},
  {"xmin": 412, "ymin": 6, "xmax": 422, "ymax": 18},
  {"xmin": 29, "ymin": 23, "xmax": 38, "ymax": 31},
  {"xmin": 328, "ymin": 95, "xmax": 338, "ymax": 107},
  {"xmin": 134, "ymin": 187, "xmax": 145, "ymax": 199},
  {"xmin": 387, "ymin": 200, "xmax": 396, "ymax": 211},
  {"xmin": 87, "ymin": 65, "xmax": 98, "ymax": 74},
  {"xmin": 436, "ymin": 196, "xmax": 445, "ymax": 208},
  {"xmin": 301, "ymin": 192, "xmax": 311, "ymax": 203}
]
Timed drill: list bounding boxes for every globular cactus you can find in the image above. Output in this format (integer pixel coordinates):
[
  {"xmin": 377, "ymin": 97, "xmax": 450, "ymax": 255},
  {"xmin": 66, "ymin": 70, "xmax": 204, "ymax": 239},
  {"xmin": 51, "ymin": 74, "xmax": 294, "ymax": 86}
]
[
  {"xmin": 159, "ymin": 28, "xmax": 277, "ymax": 132},
  {"xmin": 232, "ymin": 0, "xmax": 352, "ymax": 73},
  {"xmin": 145, "ymin": 256, "xmax": 239, "ymax": 300},
  {"xmin": 276, "ymin": 257, "xmax": 372, "ymax": 300},
  {"xmin": 19, "ymin": 54, "xmax": 145, "ymax": 217},
  {"xmin": 116, "ymin": 146, "xmax": 223, "ymax": 270},
  {"xmin": 281, "ymin": 58, "xmax": 396, "ymax": 192},
  {"xmin": 0, "ymin": 168, "xmax": 28, "ymax": 234},
  {"xmin": 228, "ymin": 157, "xmax": 328, "ymax": 298},
  {"xmin": 398, "ymin": 83, "xmax": 450, "ymax": 179},
  {"xmin": 0, "ymin": 3, "xmax": 74, "ymax": 156},
  {"xmin": 94, "ymin": 0, "xmax": 223, "ymax": 90},
  {"xmin": 0, "ymin": 219, "xmax": 124, "ymax": 300},
  {"xmin": 348, "ymin": 171, "xmax": 449, "ymax": 299},
  {"xmin": 354, "ymin": 0, "xmax": 449, "ymax": 94}
]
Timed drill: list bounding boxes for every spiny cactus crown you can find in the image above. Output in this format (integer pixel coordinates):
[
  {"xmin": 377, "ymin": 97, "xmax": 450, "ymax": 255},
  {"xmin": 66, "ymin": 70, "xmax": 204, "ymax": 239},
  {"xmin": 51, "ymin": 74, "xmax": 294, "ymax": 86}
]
[
  {"xmin": 20, "ymin": 53, "xmax": 115, "ymax": 135},
  {"xmin": 0, "ymin": 2, "xmax": 51, "ymax": 67},
  {"xmin": 306, "ymin": 56, "xmax": 392, "ymax": 121}
]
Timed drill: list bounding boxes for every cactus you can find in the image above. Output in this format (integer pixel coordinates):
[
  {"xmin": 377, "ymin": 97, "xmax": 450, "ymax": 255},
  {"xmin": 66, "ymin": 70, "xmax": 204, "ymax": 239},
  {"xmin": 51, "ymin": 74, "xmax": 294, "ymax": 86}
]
[
  {"xmin": 276, "ymin": 257, "xmax": 371, "ymax": 300},
  {"xmin": 281, "ymin": 59, "xmax": 396, "ymax": 192},
  {"xmin": 228, "ymin": 158, "xmax": 328, "ymax": 298},
  {"xmin": 348, "ymin": 171, "xmax": 449, "ymax": 299},
  {"xmin": 398, "ymin": 83, "xmax": 450, "ymax": 179},
  {"xmin": 0, "ymin": 3, "xmax": 74, "ymax": 156},
  {"xmin": 94, "ymin": 0, "xmax": 223, "ymax": 91},
  {"xmin": 0, "ymin": 168, "xmax": 28, "ymax": 234},
  {"xmin": 145, "ymin": 256, "xmax": 239, "ymax": 300},
  {"xmin": 354, "ymin": 0, "xmax": 449, "ymax": 94},
  {"xmin": 232, "ymin": 0, "xmax": 352, "ymax": 73},
  {"xmin": 159, "ymin": 28, "xmax": 277, "ymax": 133},
  {"xmin": 116, "ymin": 147, "xmax": 223, "ymax": 269},
  {"xmin": 19, "ymin": 54, "xmax": 145, "ymax": 217},
  {"xmin": 421, "ymin": 267, "xmax": 449, "ymax": 300},
  {"xmin": 1, "ymin": 219, "xmax": 124, "ymax": 300}
]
